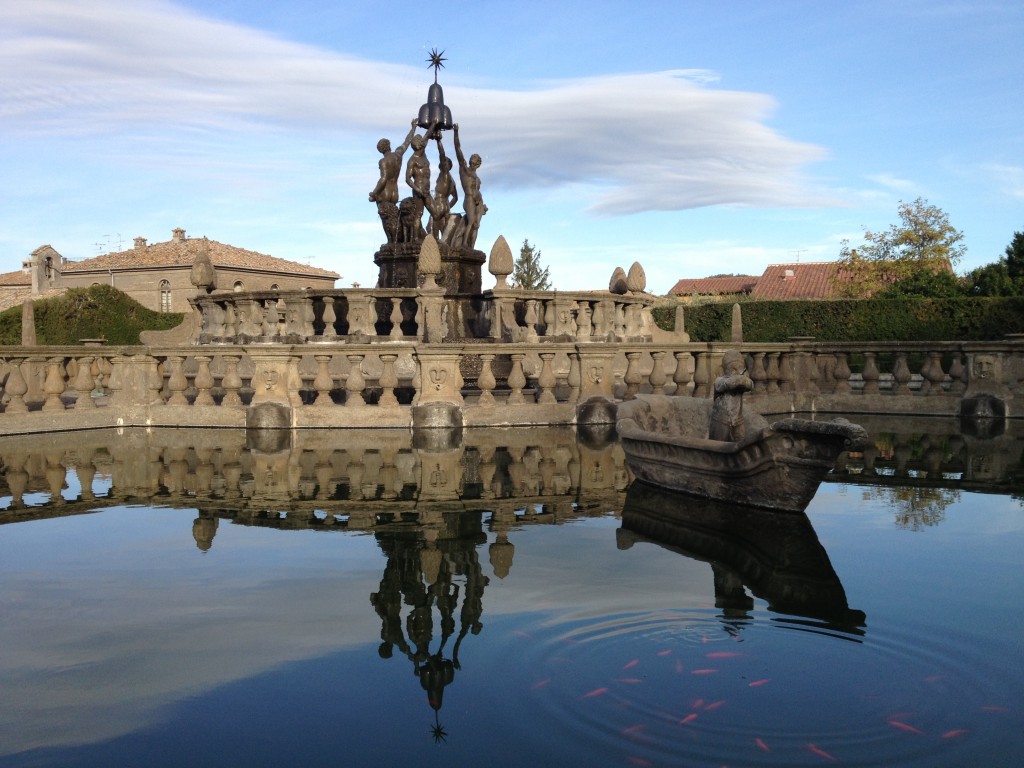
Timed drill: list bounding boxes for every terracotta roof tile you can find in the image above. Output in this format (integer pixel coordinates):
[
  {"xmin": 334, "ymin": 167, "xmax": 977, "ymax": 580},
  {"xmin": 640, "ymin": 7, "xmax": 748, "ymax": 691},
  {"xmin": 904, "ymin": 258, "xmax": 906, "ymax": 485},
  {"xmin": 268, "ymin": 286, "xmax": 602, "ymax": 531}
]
[
  {"xmin": 0, "ymin": 286, "xmax": 65, "ymax": 313},
  {"xmin": 749, "ymin": 262, "xmax": 842, "ymax": 300},
  {"xmin": 62, "ymin": 234, "xmax": 339, "ymax": 279},
  {"xmin": 669, "ymin": 275, "xmax": 757, "ymax": 296},
  {"xmin": 0, "ymin": 270, "xmax": 31, "ymax": 287}
]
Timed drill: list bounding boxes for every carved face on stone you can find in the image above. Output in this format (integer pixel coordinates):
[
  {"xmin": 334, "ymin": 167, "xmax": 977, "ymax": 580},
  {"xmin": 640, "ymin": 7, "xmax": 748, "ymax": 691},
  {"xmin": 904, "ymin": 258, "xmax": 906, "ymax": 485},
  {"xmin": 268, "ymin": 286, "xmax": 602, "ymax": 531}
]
[{"xmin": 722, "ymin": 350, "xmax": 745, "ymax": 375}]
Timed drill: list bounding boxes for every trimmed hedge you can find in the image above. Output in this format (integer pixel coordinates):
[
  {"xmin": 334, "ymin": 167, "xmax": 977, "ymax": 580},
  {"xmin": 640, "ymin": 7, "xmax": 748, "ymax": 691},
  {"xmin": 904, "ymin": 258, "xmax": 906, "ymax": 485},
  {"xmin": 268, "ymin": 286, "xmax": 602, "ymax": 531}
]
[
  {"xmin": 0, "ymin": 285, "xmax": 185, "ymax": 345},
  {"xmin": 653, "ymin": 297, "xmax": 1024, "ymax": 342}
]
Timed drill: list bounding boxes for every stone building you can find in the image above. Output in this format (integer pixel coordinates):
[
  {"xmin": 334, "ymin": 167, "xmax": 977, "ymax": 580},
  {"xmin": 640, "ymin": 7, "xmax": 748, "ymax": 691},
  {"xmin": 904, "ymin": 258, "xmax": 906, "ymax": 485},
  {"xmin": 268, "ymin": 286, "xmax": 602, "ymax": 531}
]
[
  {"xmin": 669, "ymin": 262, "xmax": 846, "ymax": 302},
  {"xmin": 1, "ymin": 228, "xmax": 339, "ymax": 313}
]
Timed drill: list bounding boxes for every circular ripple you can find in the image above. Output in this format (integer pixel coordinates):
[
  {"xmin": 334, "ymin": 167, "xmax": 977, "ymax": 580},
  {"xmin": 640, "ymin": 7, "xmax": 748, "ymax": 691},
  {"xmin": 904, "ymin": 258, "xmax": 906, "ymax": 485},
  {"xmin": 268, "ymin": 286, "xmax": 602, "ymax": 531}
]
[{"xmin": 508, "ymin": 606, "xmax": 1018, "ymax": 767}]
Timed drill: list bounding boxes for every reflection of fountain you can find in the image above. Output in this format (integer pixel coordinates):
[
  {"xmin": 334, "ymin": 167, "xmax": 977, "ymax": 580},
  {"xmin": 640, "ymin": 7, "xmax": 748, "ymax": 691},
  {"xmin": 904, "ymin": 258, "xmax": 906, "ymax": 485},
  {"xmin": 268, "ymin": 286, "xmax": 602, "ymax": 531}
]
[
  {"xmin": 370, "ymin": 511, "xmax": 489, "ymax": 738},
  {"xmin": 617, "ymin": 481, "xmax": 866, "ymax": 634}
]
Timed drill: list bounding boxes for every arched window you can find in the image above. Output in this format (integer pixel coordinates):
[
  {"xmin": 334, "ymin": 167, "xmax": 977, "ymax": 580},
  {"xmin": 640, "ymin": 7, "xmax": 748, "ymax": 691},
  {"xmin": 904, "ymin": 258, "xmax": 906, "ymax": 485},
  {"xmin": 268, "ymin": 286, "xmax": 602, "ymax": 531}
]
[
  {"xmin": 270, "ymin": 283, "xmax": 279, "ymax": 290},
  {"xmin": 233, "ymin": 281, "xmax": 244, "ymax": 293},
  {"xmin": 159, "ymin": 280, "xmax": 172, "ymax": 312}
]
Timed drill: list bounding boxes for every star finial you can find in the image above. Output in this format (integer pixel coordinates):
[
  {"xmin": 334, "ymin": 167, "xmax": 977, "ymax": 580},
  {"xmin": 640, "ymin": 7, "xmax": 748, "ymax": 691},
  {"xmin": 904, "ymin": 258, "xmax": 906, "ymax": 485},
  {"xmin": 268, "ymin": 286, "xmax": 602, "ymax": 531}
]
[{"xmin": 426, "ymin": 48, "xmax": 447, "ymax": 83}]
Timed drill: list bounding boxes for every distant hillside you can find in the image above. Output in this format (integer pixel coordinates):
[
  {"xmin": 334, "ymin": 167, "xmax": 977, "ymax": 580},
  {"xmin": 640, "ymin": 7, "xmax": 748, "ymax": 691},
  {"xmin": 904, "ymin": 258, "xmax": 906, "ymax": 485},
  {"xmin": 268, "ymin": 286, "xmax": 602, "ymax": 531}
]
[{"xmin": 0, "ymin": 285, "xmax": 185, "ymax": 345}]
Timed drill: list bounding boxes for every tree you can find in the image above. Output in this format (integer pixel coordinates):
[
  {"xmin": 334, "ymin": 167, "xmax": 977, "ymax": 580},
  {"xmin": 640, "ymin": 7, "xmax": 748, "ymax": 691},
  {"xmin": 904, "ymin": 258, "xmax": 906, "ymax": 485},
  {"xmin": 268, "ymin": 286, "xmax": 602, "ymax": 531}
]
[
  {"xmin": 966, "ymin": 230, "xmax": 1024, "ymax": 296},
  {"xmin": 512, "ymin": 239, "xmax": 551, "ymax": 290},
  {"xmin": 833, "ymin": 197, "xmax": 966, "ymax": 298}
]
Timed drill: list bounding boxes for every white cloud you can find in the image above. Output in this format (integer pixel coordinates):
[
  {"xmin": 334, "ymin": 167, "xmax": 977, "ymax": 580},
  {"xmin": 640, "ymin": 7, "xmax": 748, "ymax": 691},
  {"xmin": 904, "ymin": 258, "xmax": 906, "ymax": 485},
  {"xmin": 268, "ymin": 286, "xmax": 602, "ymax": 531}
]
[
  {"xmin": 983, "ymin": 163, "xmax": 1024, "ymax": 200},
  {"xmin": 1, "ymin": 0, "xmax": 833, "ymax": 218}
]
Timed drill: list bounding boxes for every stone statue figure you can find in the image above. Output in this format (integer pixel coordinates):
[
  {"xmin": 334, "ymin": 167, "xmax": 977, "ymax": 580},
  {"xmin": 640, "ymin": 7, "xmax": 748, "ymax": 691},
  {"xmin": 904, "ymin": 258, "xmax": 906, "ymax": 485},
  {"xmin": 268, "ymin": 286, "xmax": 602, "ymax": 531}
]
[
  {"xmin": 451, "ymin": 123, "xmax": 486, "ymax": 250},
  {"xmin": 403, "ymin": 124, "xmax": 436, "ymax": 244},
  {"xmin": 430, "ymin": 135, "xmax": 458, "ymax": 240},
  {"xmin": 369, "ymin": 119, "xmax": 418, "ymax": 244},
  {"xmin": 709, "ymin": 350, "xmax": 754, "ymax": 442}
]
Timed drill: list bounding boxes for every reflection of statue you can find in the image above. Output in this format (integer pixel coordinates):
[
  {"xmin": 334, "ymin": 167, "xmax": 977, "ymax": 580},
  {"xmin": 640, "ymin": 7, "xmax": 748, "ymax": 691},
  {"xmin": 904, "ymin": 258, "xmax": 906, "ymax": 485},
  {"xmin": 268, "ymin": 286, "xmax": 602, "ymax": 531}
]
[
  {"xmin": 451, "ymin": 123, "xmax": 486, "ymax": 250},
  {"xmin": 709, "ymin": 350, "xmax": 753, "ymax": 442},
  {"xmin": 369, "ymin": 518, "xmax": 489, "ymax": 741},
  {"xmin": 369, "ymin": 120, "xmax": 417, "ymax": 244}
]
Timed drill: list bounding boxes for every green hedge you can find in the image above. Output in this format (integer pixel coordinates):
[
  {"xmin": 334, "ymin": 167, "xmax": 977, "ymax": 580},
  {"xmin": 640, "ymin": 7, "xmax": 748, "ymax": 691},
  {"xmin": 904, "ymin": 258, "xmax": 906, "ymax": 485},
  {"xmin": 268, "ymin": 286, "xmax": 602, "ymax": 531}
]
[
  {"xmin": 652, "ymin": 297, "xmax": 1024, "ymax": 342},
  {"xmin": 0, "ymin": 285, "xmax": 185, "ymax": 345}
]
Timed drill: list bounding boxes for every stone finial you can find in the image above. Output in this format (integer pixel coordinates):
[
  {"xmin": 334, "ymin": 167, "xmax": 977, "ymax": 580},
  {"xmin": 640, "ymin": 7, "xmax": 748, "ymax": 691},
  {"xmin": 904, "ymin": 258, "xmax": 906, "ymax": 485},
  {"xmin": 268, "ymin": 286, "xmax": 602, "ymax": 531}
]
[
  {"xmin": 626, "ymin": 262, "xmax": 647, "ymax": 294},
  {"xmin": 731, "ymin": 303, "xmax": 743, "ymax": 343},
  {"xmin": 609, "ymin": 266, "xmax": 628, "ymax": 295},
  {"xmin": 419, "ymin": 234, "xmax": 441, "ymax": 289},
  {"xmin": 189, "ymin": 238, "xmax": 217, "ymax": 293},
  {"xmin": 488, "ymin": 235, "xmax": 514, "ymax": 289}
]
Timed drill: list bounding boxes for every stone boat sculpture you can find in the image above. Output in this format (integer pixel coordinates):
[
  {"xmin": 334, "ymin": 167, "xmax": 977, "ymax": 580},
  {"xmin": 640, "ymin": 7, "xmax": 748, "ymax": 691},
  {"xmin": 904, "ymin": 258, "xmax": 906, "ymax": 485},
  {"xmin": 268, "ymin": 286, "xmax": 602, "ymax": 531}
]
[{"xmin": 616, "ymin": 394, "xmax": 868, "ymax": 513}]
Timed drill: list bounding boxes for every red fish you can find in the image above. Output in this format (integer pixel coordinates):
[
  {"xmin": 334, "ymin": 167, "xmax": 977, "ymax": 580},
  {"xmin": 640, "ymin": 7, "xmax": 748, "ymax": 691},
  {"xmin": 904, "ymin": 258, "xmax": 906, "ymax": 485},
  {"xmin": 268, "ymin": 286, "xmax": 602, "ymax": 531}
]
[
  {"xmin": 624, "ymin": 659, "xmax": 639, "ymax": 670},
  {"xmin": 531, "ymin": 679, "xmax": 550, "ymax": 689},
  {"xmin": 657, "ymin": 649, "xmax": 673, "ymax": 656},
  {"xmin": 621, "ymin": 724, "xmax": 645, "ymax": 736},
  {"xmin": 748, "ymin": 679, "xmax": 770, "ymax": 687},
  {"xmin": 806, "ymin": 743, "xmax": 837, "ymax": 761},
  {"xmin": 692, "ymin": 699, "xmax": 705, "ymax": 710},
  {"xmin": 627, "ymin": 757, "xmax": 652, "ymax": 767},
  {"xmin": 706, "ymin": 651, "xmax": 741, "ymax": 659},
  {"xmin": 678, "ymin": 713, "xmax": 699, "ymax": 725},
  {"xmin": 582, "ymin": 687, "xmax": 608, "ymax": 698},
  {"xmin": 942, "ymin": 729, "xmax": 968, "ymax": 739},
  {"xmin": 617, "ymin": 678, "xmax": 643, "ymax": 684},
  {"xmin": 888, "ymin": 720, "xmax": 923, "ymax": 734},
  {"xmin": 675, "ymin": 660, "xmax": 684, "ymax": 674},
  {"xmin": 705, "ymin": 700, "xmax": 726, "ymax": 711},
  {"xmin": 755, "ymin": 737, "xmax": 770, "ymax": 752},
  {"xmin": 691, "ymin": 669, "xmax": 719, "ymax": 675}
]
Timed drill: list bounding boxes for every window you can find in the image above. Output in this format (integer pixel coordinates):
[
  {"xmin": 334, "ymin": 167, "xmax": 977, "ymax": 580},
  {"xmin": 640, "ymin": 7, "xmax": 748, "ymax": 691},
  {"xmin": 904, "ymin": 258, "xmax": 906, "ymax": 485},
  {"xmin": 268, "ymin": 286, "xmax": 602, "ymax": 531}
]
[
  {"xmin": 233, "ymin": 281, "xmax": 244, "ymax": 293},
  {"xmin": 270, "ymin": 283, "xmax": 279, "ymax": 290},
  {"xmin": 159, "ymin": 280, "xmax": 172, "ymax": 312}
]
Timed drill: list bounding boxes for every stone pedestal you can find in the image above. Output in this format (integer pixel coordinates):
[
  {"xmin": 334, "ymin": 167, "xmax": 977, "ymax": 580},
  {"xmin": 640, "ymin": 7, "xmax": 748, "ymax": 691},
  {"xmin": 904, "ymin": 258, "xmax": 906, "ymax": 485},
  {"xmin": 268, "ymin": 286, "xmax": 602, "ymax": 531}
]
[{"xmin": 375, "ymin": 243, "xmax": 485, "ymax": 294}]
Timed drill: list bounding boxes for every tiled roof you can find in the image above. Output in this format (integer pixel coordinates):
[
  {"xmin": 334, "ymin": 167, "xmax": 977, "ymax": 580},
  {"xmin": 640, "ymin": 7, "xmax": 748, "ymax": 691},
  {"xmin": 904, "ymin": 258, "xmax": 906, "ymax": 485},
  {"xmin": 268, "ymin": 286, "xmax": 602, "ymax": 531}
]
[
  {"xmin": 0, "ymin": 286, "xmax": 65, "ymax": 314},
  {"xmin": 669, "ymin": 275, "xmax": 758, "ymax": 296},
  {"xmin": 749, "ymin": 262, "xmax": 842, "ymax": 300},
  {"xmin": 0, "ymin": 270, "xmax": 30, "ymax": 287},
  {"xmin": 62, "ymin": 231, "xmax": 339, "ymax": 279}
]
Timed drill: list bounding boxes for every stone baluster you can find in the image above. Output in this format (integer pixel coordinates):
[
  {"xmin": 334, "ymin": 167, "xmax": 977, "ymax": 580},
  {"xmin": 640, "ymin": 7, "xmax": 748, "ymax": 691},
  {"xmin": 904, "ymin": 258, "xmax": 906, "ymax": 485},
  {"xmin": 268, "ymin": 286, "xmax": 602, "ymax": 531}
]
[
  {"xmin": 193, "ymin": 355, "xmax": 215, "ymax": 405},
  {"xmin": 378, "ymin": 353, "xmax": 399, "ymax": 407},
  {"xmin": 165, "ymin": 356, "xmax": 189, "ymax": 405},
  {"xmin": 779, "ymin": 353, "xmax": 795, "ymax": 393},
  {"xmin": 861, "ymin": 352, "xmax": 880, "ymax": 394},
  {"xmin": 749, "ymin": 351, "xmax": 767, "ymax": 393},
  {"xmin": 833, "ymin": 352, "xmax": 852, "ymax": 394},
  {"xmin": 537, "ymin": 352, "xmax": 557, "ymax": 403},
  {"xmin": 524, "ymin": 299, "xmax": 540, "ymax": 340},
  {"xmin": 389, "ymin": 298, "xmax": 404, "ymax": 339},
  {"xmin": 94, "ymin": 356, "xmax": 111, "ymax": 395},
  {"xmin": 923, "ymin": 351, "xmax": 945, "ymax": 395},
  {"xmin": 648, "ymin": 351, "xmax": 667, "ymax": 394},
  {"xmin": 345, "ymin": 354, "xmax": 366, "ymax": 406},
  {"xmin": 567, "ymin": 351, "xmax": 582, "ymax": 403},
  {"xmin": 672, "ymin": 351, "xmax": 693, "ymax": 396},
  {"xmin": 223, "ymin": 301, "xmax": 238, "ymax": 340},
  {"xmin": 892, "ymin": 352, "xmax": 912, "ymax": 394},
  {"xmin": 948, "ymin": 353, "xmax": 965, "ymax": 394},
  {"xmin": 804, "ymin": 351, "xmax": 820, "ymax": 394},
  {"xmin": 576, "ymin": 302, "xmax": 593, "ymax": 339},
  {"xmin": 692, "ymin": 352, "xmax": 711, "ymax": 398},
  {"xmin": 477, "ymin": 353, "xmax": 497, "ymax": 407},
  {"xmin": 319, "ymin": 296, "xmax": 337, "ymax": 338},
  {"xmin": 507, "ymin": 353, "xmax": 527, "ymax": 405},
  {"xmin": 312, "ymin": 354, "xmax": 334, "ymax": 406},
  {"xmin": 815, "ymin": 351, "xmax": 835, "ymax": 394},
  {"xmin": 765, "ymin": 352, "xmax": 781, "ymax": 394},
  {"xmin": 623, "ymin": 351, "xmax": 642, "ymax": 398},
  {"xmin": 41, "ymin": 357, "xmax": 66, "ymax": 412},
  {"xmin": 221, "ymin": 354, "xmax": 243, "ymax": 406},
  {"xmin": 262, "ymin": 300, "xmax": 278, "ymax": 337},
  {"xmin": 72, "ymin": 356, "xmax": 96, "ymax": 409},
  {"xmin": 3, "ymin": 358, "xmax": 29, "ymax": 414}
]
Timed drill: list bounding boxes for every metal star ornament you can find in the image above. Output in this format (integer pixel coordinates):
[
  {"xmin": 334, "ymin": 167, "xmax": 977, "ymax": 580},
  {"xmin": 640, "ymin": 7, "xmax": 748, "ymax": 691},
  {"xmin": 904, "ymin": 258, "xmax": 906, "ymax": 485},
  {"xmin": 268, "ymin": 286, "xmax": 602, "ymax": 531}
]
[{"xmin": 426, "ymin": 48, "xmax": 447, "ymax": 83}]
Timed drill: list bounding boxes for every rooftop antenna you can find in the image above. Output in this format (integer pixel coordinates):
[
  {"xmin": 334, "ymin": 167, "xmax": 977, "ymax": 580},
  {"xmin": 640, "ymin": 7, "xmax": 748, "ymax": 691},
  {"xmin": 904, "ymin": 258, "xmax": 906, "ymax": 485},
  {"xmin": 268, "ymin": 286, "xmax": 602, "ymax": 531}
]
[{"xmin": 790, "ymin": 249, "xmax": 807, "ymax": 263}]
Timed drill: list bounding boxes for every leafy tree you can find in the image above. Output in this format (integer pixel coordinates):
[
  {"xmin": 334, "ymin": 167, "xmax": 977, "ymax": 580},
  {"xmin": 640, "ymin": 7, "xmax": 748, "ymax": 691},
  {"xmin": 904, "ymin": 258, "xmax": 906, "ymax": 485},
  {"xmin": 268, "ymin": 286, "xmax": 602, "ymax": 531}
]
[
  {"xmin": 512, "ymin": 239, "xmax": 551, "ymax": 290},
  {"xmin": 833, "ymin": 197, "xmax": 966, "ymax": 298},
  {"xmin": 874, "ymin": 267, "xmax": 965, "ymax": 298},
  {"xmin": 966, "ymin": 230, "xmax": 1024, "ymax": 296}
]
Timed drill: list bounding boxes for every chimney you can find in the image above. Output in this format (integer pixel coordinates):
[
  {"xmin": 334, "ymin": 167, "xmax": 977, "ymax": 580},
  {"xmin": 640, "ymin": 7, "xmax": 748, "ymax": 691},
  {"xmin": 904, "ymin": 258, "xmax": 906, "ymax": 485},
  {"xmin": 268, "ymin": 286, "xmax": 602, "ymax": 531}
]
[
  {"xmin": 172, "ymin": 228, "xmax": 186, "ymax": 242},
  {"xmin": 134, "ymin": 237, "xmax": 147, "ymax": 250},
  {"xmin": 783, "ymin": 269, "xmax": 795, "ymax": 279}
]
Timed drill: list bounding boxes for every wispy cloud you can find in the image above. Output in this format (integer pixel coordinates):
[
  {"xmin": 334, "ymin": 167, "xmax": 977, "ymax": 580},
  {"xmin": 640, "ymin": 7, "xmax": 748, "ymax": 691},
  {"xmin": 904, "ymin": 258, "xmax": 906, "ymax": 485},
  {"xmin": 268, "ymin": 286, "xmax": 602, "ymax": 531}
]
[{"xmin": 1, "ymin": 0, "xmax": 834, "ymax": 217}]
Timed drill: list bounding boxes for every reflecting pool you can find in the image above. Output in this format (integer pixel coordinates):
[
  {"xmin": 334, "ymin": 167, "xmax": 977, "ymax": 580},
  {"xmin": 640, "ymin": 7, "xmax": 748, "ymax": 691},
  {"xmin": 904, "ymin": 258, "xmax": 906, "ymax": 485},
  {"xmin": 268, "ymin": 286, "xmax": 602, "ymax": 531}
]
[{"xmin": 1, "ymin": 419, "xmax": 1022, "ymax": 767}]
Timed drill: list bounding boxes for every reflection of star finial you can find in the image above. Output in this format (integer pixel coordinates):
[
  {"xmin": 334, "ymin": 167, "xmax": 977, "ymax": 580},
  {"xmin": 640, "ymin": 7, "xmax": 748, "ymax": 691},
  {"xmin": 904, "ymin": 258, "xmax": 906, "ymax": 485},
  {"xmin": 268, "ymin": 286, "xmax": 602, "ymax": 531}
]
[
  {"xmin": 430, "ymin": 712, "xmax": 448, "ymax": 744},
  {"xmin": 426, "ymin": 48, "xmax": 447, "ymax": 83}
]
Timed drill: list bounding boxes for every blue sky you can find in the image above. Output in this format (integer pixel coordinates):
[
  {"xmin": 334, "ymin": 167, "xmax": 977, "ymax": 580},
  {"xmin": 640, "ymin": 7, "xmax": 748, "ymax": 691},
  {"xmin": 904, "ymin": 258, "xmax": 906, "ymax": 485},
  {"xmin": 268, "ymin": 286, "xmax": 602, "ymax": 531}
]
[{"xmin": 1, "ymin": 0, "xmax": 1021, "ymax": 293}]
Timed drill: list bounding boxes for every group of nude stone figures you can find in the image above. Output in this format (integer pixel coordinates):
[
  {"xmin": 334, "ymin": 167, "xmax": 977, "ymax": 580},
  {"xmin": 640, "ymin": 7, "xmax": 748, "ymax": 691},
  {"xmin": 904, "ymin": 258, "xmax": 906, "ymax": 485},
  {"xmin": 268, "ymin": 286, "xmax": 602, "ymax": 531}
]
[{"xmin": 369, "ymin": 119, "xmax": 486, "ymax": 251}]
